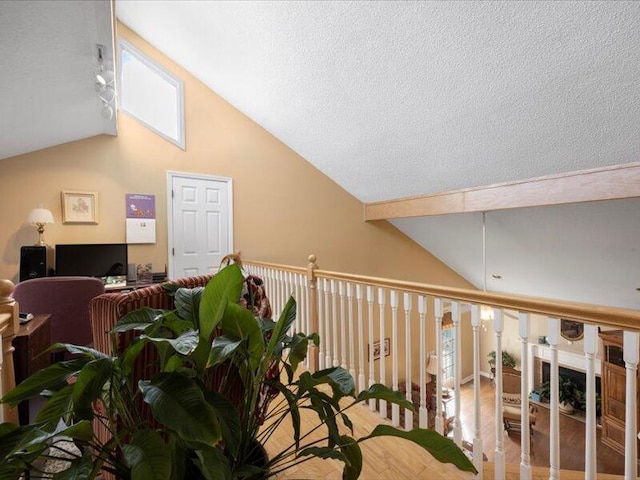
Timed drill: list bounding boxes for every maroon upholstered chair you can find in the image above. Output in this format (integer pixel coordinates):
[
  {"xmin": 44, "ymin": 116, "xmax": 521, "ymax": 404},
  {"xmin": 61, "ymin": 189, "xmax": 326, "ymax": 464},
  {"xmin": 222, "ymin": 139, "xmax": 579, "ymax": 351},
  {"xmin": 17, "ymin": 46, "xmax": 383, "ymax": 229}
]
[{"xmin": 12, "ymin": 276, "xmax": 105, "ymax": 347}]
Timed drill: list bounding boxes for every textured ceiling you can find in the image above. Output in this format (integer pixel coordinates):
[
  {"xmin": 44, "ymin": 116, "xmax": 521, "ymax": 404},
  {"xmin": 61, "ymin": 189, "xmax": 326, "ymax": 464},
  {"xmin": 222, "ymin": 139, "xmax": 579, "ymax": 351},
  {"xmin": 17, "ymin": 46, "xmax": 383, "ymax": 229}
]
[
  {"xmin": 0, "ymin": 0, "xmax": 116, "ymax": 160},
  {"xmin": 115, "ymin": 1, "xmax": 640, "ymax": 310},
  {"xmin": 117, "ymin": 1, "xmax": 640, "ymax": 202}
]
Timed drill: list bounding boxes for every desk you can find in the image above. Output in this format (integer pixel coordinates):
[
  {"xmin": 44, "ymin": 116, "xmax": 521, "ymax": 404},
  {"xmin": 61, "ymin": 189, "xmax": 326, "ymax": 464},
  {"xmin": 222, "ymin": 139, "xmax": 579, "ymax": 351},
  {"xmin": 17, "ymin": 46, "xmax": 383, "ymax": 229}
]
[{"xmin": 13, "ymin": 314, "xmax": 51, "ymax": 425}]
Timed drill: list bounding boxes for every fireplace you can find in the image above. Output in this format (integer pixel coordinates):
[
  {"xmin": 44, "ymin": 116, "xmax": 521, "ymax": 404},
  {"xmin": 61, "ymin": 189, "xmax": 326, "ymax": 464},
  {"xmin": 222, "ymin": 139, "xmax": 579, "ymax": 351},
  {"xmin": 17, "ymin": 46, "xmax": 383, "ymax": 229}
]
[{"xmin": 541, "ymin": 361, "xmax": 601, "ymax": 410}]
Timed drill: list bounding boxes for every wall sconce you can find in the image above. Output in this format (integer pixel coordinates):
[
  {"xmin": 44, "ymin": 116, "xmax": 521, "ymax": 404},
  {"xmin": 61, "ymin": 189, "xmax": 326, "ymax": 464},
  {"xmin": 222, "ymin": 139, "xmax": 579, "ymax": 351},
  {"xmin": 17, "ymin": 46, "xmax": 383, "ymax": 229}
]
[
  {"xmin": 96, "ymin": 44, "xmax": 116, "ymax": 120},
  {"xmin": 27, "ymin": 207, "xmax": 54, "ymax": 246}
]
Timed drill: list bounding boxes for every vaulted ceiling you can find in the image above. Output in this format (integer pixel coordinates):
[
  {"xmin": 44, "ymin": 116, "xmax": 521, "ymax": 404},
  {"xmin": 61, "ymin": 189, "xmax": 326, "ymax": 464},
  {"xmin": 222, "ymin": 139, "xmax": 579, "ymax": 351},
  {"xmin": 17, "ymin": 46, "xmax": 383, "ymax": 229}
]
[
  {"xmin": 3, "ymin": 1, "xmax": 639, "ymax": 309},
  {"xmin": 0, "ymin": 0, "xmax": 116, "ymax": 161},
  {"xmin": 116, "ymin": 1, "xmax": 640, "ymax": 310}
]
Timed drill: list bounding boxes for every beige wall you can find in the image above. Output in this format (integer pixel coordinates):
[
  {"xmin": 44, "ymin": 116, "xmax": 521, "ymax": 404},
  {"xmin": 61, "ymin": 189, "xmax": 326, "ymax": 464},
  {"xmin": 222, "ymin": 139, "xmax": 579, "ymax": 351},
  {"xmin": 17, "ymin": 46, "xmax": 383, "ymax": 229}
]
[{"xmin": 1, "ymin": 23, "xmax": 476, "ymax": 378}]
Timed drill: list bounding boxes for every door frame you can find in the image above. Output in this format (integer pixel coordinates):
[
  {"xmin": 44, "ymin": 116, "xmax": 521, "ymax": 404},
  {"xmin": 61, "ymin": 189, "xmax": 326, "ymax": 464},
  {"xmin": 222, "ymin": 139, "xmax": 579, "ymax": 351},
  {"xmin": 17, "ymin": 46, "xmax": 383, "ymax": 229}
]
[{"xmin": 166, "ymin": 171, "xmax": 234, "ymax": 280}]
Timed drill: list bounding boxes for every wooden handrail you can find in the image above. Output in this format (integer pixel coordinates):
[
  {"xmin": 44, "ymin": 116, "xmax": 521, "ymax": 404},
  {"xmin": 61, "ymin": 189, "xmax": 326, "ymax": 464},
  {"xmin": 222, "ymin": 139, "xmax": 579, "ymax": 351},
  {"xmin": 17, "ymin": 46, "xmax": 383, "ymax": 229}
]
[
  {"xmin": 0, "ymin": 279, "xmax": 19, "ymax": 424},
  {"xmin": 244, "ymin": 258, "xmax": 640, "ymax": 332},
  {"xmin": 242, "ymin": 259, "xmax": 306, "ymax": 275}
]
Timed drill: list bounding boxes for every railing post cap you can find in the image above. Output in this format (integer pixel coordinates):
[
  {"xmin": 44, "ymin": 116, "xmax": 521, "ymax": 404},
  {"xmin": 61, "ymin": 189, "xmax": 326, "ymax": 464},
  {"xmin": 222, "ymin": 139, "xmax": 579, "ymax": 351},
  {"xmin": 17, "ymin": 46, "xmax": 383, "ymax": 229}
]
[
  {"xmin": 308, "ymin": 254, "xmax": 317, "ymax": 264},
  {"xmin": 0, "ymin": 279, "xmax": 15, "ymax": 304}
]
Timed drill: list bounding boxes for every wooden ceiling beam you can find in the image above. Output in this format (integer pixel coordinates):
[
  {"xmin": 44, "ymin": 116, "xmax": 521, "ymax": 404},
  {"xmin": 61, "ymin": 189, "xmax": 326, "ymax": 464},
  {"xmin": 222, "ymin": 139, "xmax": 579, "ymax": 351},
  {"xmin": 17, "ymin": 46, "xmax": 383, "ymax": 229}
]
[{"xmin": 364, "ymin": 162, "xmax": 640, "ymax": 220}]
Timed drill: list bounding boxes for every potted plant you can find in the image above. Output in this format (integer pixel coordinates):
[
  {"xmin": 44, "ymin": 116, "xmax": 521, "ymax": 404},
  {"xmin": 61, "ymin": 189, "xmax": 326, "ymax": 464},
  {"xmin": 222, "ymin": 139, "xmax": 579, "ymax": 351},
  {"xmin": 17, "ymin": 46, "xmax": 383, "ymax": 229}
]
[
  {"xmin": 487, "ymin": 350, "xmax": 517, "ymax": 369},
  {"xmin": 531, "ymin": 381, "xmax": 550, "ymax": 403},
  {"xmin": 558, "ymin": 376, "xmax": 581, "ymax": 415},
  {"xmin": 0, "ymin": 264, "xmax": 476, "ymax": 479}
]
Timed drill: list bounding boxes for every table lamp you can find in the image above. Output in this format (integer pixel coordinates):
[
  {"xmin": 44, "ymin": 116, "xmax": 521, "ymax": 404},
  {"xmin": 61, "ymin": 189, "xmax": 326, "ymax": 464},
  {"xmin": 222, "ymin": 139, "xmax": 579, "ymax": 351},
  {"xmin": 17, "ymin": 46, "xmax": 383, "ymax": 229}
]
[
  {"xmin": 426, "ymin": 353, "xmax": 439, "ymax": 383},
  {"xmin": 27, "ymin": 208, "xmax": 54, "ymax": 246}
]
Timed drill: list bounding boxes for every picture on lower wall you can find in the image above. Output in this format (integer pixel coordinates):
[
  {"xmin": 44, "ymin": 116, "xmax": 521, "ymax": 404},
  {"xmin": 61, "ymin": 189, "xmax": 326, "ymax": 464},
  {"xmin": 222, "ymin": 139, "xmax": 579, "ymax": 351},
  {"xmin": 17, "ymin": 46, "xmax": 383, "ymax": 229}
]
[
  {"xmin": 126, "ymin": 193, "xmax": 156, "ymax": 244},
  {"xmin": 61, "ymin": 190, "xmax": 98, "ymax": 224}
]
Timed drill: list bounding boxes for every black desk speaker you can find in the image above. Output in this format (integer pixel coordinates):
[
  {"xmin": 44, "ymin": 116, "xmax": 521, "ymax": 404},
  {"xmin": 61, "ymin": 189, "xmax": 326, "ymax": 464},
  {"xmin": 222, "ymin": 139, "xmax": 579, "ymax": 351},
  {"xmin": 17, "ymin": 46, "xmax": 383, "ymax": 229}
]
[{"xmin": 20, "ymin": 246, "xmax": 49, "ymax": 282}]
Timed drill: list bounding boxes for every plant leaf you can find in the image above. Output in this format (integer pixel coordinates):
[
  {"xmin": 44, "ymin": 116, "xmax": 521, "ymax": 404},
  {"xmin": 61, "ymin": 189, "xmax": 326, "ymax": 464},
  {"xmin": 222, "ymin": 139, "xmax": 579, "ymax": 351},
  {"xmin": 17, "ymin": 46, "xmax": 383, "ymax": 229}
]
[
  {"xmin": 1, "ymin": 358, "xmax": 87, "ymax": 406},
  {"xmin": 271, "ymin": 382, "xmax": 301, "ymax": 449},
  {"xmin": 199, "ymin": 264, "xmax": 243, "ymax": 341},
  {"xmin": 139, "ymin": 373, "xmax": 222, "ymax": 447},
  {"xmin": 52, "ymin": 448, "xmax": 94, "ymax": 480},
  {"xmin": 122, "ymin": 429, "xmax": 171, "ymax": 480},
  {"xmin": 298, "ymin": 446, "xmax": 344, "ymax": 461},
  {"xmin": 195, "ymin": 264, "xmax": 244, "ymax": 371},
  {"xmin": 48, "ymin": 343, "xmax": 109, "ymax": 360},
  {"xmin": 118, "ymin": 337, "xmax": 149, "ymax": 376},
  {"xmin": 112, "ymin": 308, "xmax": 165, "ymax": 332},
  {"xmin": 208, "ymin": 336, "xmax": 243, "ymax": 368},
  {"xmin": 360, "ymin": 425, "xmax": 477, "ymax": 473},
  {"xmin": 339, "ymin": 435, "xmax": 362, "ymax": 480},
  {"xmin": 35, "ymin": 383, "xmax": 74, "ymax": 430},
  {"xmin": 221, "ymin": 302, "xmax": 265, "ymax": 371},
  {"xmin": 266, "ymin": 297, "xmax": 296, "ymax": 358},
  {"xmin": 287, "ymin": 333, "xmax": 308, "ymax": 372},
  {"xmin": 200, "ymin": 385, "xmax": 241, "ymax": 460},
  {"xmin": 355, "ymin": 384, "xmax": 414, "ymax": 410},
  {"xmin": 141, "ymin": 329, "xmax": 199, "ymax": 355},
  {"xmin": 193, "ymin": 445, "xmax": 232, "ymax": 480},
  {"xmin": 174, "ymin": 287, "xmax": 203, "ymax": 324},
  {"xmin": 72, "ymin": 357, "xmax": 113, "ymax": 420}
]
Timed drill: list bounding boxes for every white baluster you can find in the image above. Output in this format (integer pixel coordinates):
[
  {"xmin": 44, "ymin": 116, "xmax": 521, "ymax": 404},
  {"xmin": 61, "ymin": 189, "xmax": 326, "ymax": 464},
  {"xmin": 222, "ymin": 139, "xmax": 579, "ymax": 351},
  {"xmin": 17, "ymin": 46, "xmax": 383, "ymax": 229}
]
[
  {"xmin": 276, "ymin": 270, "xmax": 283, "ymax": 315},
  {"xmin": 623, "ymin": 330, "xmax": 639, "ymax": 480},
  {"xmin": 324, "ymin": 278, "xmax": 332, "ymax": 369},
  {"xmin": 452, "ymin": 301, "xmax": 462, "ymax": 447},
  {"xmin": 519, "ymin": 312, "xmax": 531, "ymax": 480},
  {"xmin": 317, "ymin": 277, "xmax": 325, "ymax": 370},
  {"xmin": 418, "ymin": 296, "xmax": 428, "ymax": 429},
  {"xmin": 404, "ymin": 292, "xmax": 413, "ymax": 430},
  {"xmin": 470, "ymin": 304, "xmax": 483, "ymax": 479},
  {"xmin": 378, "ymin": 287, "xmax": 387, "ymax": 418},
  {"xmin": 584, "ymin": 324, "xmax": 598, "ymax": 480},
  {"xmin": 347, "ymin": 283, "xmax": 356, "ymax": 382},
  {"xmin": 356, "ymin": 284, "xmax": 366, "ymax": 393},
  {"xmin": 493, "ymin": 309, "xmax": 505, "ymax": 480},
  {"xmin": 434, "ymin": 298, "xmax": 444, "ymax": 435},
  {"xmin": 331, "ymin": 280, "xmax": 339, "ymax": 367},
  {"xmin": 367, "ymin": 285, "xmax": 375, "ymax": 410},
  {"xmin": 390, "ymin": 290, "xmax": 400, "ymax": 427},
  {"xmin": 548, "ymin": 317, "xmax": 560, "ymax": 480},
  {"xmin": 339, "ymin": 281, "xmax": 347, "ymax": 369}
]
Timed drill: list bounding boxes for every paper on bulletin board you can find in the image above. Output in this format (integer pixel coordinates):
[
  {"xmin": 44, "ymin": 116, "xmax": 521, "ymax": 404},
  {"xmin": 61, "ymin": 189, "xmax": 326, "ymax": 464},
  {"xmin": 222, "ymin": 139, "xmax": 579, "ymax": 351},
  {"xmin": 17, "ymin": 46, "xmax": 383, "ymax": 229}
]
[{"xmin": 126, "ymin": 194, "xmax": 156, "ymax": 244}]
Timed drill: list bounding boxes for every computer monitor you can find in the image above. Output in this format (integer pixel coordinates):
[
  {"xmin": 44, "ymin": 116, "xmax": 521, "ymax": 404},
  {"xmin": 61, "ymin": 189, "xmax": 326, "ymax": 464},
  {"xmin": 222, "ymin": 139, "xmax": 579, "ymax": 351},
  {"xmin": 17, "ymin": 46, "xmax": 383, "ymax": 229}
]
[{"xmin": 55, "ymin": 243, "xmax": 128, "ymax": 278}]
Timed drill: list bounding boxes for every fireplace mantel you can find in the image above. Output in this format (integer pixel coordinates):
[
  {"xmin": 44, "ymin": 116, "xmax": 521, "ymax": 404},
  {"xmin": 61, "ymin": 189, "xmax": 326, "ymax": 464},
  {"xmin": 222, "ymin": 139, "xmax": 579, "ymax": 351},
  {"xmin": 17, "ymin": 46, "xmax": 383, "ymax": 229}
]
[{"xmin": 527, "ymin": 343, "xmax": 602, "ymax": 392}]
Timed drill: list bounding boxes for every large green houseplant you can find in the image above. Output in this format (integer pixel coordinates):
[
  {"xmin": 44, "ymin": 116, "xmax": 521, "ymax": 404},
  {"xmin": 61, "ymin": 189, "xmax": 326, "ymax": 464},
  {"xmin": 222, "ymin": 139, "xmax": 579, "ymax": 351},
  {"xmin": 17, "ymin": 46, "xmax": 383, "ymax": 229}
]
[{"xmin": 0, "ymin": 264, "xmax": 475, "ymax": 479}]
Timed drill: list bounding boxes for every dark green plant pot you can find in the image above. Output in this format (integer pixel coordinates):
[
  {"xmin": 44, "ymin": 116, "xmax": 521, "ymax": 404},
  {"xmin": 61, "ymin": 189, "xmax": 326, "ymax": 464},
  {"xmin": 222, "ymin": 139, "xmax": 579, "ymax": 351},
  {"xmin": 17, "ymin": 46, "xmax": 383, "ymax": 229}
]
[{"xmin": 243, "ymin": 440, "xmax": 269, "ymax": 479}]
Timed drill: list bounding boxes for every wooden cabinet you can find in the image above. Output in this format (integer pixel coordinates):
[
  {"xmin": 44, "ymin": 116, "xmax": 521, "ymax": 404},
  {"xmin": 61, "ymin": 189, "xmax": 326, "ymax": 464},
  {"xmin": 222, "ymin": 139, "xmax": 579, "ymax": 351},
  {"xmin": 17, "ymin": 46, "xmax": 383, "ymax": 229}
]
[{"xmin": 599, "ymin": 330, "xmax": 640, "ymax": 455}]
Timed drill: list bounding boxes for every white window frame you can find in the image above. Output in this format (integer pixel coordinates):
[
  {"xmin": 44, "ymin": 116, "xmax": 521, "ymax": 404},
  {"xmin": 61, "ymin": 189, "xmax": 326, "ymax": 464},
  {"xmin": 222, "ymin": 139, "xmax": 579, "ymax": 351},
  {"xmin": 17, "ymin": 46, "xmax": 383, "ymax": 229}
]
[{"xmin": 117, "ymin": 38, "xmax": 186, "ymax": 150}]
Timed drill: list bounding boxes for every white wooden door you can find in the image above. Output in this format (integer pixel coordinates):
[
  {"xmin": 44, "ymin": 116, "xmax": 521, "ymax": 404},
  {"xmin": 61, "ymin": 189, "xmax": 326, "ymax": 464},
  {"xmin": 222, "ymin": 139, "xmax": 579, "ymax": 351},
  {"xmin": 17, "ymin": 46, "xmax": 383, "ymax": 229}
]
[{"xmin": 168, "ymin": 173, "xmax": 233, "ymax": 279}]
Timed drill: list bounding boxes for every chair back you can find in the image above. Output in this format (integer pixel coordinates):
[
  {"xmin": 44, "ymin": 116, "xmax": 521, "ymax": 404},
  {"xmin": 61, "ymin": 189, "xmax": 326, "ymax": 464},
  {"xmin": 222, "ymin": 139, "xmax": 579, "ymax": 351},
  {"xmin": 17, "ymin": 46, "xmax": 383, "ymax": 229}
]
[
  {"xmin": 13, "ymin": 276, "xmax": 105, "ymax": 346},
  {"xmin": 502, "ymin": 366, "xmax": 523, "ymax": 405}
]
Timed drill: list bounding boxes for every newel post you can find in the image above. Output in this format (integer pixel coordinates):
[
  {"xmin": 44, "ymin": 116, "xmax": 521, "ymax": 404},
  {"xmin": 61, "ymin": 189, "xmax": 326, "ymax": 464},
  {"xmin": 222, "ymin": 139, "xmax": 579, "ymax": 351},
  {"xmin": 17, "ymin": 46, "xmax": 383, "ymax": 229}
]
[
  {"xmin": 0, "ymin": 279, "xmax": 19, "ymax": 424},
  {"xmin": 306, "ymin": 255, "xmax": 319, "ymax": 373}
]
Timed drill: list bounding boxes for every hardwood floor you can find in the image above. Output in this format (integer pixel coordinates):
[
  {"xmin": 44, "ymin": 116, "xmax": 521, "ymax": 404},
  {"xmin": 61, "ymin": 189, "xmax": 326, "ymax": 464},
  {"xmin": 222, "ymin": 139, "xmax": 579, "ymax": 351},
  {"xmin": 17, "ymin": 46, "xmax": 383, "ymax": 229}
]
[{"xmin": 457, "ymin": 377, "xmax": 626, "ymax": 476}]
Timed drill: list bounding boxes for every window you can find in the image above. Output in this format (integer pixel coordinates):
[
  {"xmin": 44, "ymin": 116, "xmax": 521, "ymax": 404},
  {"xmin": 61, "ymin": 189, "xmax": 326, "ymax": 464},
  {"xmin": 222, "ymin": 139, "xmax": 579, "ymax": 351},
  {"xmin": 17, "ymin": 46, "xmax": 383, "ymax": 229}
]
[
  {"xmin": 441, "ymin": 327, "xmax": 456, "ymax": 382},
  {"xmin": 118, "ymin": 38, "xmax": 185, "ymax": 149}
]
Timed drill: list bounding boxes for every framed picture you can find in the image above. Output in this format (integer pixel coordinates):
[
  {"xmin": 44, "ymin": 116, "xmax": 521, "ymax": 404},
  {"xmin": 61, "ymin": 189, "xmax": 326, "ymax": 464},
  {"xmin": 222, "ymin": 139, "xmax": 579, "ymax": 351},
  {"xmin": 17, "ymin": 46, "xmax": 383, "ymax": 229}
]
[
  {"xmin": 369, "ymin": 338, "xmax": 390, "ymax": 360},
  {"xmin": 61, "ymin": 190, "xmax": 99, "ymax": 224},
  {"xmin": 560, "ymin": 319, "xmax": 584, "ymax": 341}
]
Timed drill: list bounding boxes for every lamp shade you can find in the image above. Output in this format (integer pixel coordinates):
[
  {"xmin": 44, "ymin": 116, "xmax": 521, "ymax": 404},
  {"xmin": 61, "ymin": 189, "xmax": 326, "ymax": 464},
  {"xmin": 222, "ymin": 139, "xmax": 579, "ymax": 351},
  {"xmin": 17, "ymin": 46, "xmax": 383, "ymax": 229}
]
[
  {"xmin": 426, "ymin": 354, "xmax": 439, "ymax": 376},
  {"xmin": 27, "ymin": 208, "xmax": 54, "ymax": 225}
]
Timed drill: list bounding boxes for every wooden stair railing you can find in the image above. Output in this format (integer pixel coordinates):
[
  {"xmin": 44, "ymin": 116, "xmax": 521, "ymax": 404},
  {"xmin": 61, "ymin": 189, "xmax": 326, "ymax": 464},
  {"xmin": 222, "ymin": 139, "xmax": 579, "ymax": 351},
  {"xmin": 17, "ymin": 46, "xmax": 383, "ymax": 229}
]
[
  {"xmin": 243, "ymin": 255, "xmax": 640, "ymax": 480},
  {"xmin": 0, "ymin": 279, "xmax": 19, "ymax": 424}
]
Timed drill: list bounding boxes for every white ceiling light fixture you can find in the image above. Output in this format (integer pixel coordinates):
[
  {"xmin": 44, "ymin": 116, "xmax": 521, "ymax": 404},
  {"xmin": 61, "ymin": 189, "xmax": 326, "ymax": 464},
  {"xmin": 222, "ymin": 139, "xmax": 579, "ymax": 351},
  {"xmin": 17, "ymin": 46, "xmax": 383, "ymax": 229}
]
[{"xmin": 96, "ymin": 44, "xmax": 116, "ymax": 120}]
